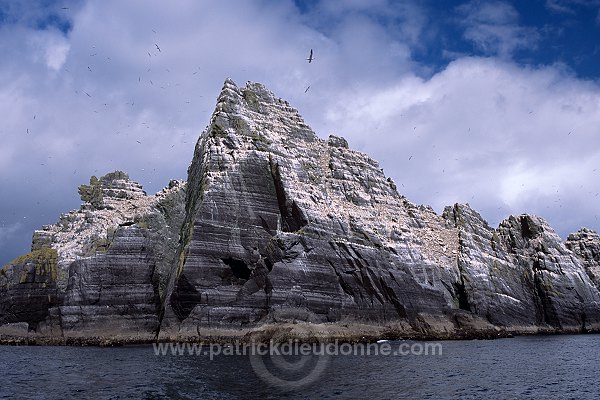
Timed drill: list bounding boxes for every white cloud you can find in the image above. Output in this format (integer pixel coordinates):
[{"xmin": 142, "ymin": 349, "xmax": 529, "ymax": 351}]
[
  {"xmin": 546, "ymin": 0, "xmax": 600, "ymax": 17},
  {"xmin": 0, "ymin": 222, "xmax": 23, "ymax": 242},
  {"xmin": 457, "ymin": 1, "xmax": 540, "ymax": 58},
  {"xmin": 45, "ymin": 38, "xmax": 70, "ymax": 71},
  {"xmin": 546, "ymin": 0, "xmax": 577, "ymax": 13},
  {"xmin": 26, "ymin": 30, "xmax": 70, "ymax": 71},
  {"xmin": 319, "ymin": 57, "xmax": 600, "ymax": 235}
]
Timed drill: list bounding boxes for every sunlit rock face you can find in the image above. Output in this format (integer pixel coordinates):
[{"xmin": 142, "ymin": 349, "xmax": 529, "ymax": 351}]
[
  {"xmin": 2, "ymin": 79, "xmax": 600, "ymax": 342},
  {"xmin": 444, "ymin": 205, "xmax": 600, "ymax": 331},
  {"xmin": 566, "ymin": 228, "xmax": 600, "ymax": 289}
]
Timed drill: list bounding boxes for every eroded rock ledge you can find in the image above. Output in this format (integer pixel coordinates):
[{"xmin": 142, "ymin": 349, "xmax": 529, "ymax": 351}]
[{"xmin": 2, "ymin": 79, "xmax": 600, "ymax": 344}]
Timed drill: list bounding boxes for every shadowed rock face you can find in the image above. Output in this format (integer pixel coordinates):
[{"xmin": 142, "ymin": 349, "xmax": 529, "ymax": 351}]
[
  {"xmin": 0, "ymin": 249, "xmax": 59, "ymax": 332},
  {"xmin": 0, "ymin": 173, "xmax": 186, "ymax": 340},
  {"xmin": 2, "ymin": 79, "xmax": 600, "ymax": 342},
  {"xmin": 55, "ymin": 226, "xmax": 161, "ymax": 338},
  {"xmin": 443, "ymin": 205, "xmax": 600, "ymax": 331}
]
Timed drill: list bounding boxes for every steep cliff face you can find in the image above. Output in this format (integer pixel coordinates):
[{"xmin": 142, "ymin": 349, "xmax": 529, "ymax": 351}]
[
  {"xmin": 443, "ymin": 204, "xmax": 600, "ymax": 332},
  {"xmin": 157, "ymin": 79, "xmax": 600, "ymax": 339},
  {"xmin": 0, "ymin": 249, "xmax": 59, "ymax": 333},
  {"xmin": 160, "ymin": 79, "xmax": 464, "ymax": 339},
  {"xmin": 566, "ymin": 228, "xmax": 600, "ymax": 289},
  {"xmin": 0, "ymin": 172, "xmax": 186, "ymax": 341},
  {"xmin": 2, "ymin": 79, "xmax": 600, "ymax": 343}
]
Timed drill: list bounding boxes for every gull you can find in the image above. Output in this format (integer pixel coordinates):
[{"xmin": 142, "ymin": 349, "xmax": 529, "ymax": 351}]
[
  {"xmin": 306, "ymin": 49, "xmax": 314, "ymax": 63},
  {"xmin": 155, "ymin": 44, "xmax": 161, "ymax": 52},
  {"xmin": 304, "ymin": 85, "xmax": 310, "ymax": 93}
]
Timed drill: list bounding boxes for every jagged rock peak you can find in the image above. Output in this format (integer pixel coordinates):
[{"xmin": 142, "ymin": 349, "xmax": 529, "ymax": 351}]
[
  {"xmin": 190, "ymin": 79, "xmax": 450, "ymax": 254},
  {"xmin": 567, "ymin": 227, "xmax": 599, "ymax": 241},
  {"xmin": 442, "ymin": 203, "xmax": 492, "ymax": 231},
  {"xmin": 566, "ymin": 227, "xmax": 600, "ymax": 264},
  {"xmin": 34, "ymin": 172, "xmax": 184, "ymax": 271},
  {"xmin": 78, "ymin": 170, "xmax": 146, "ymax": 211},
  {"xmin": 327, "ymin": 134, "xmax": 349, "ymax": 148},
  {"xmin": 208, "ymin": 79, "xmax": 316, "ymax": 147},
  {"xmin": 566, "ymin": 228, "xmax": 600, "ymax": 288}
]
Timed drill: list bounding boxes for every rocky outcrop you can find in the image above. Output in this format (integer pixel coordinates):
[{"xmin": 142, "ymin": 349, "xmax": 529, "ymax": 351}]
[
  {"xmin": 444, "ymin": 204, "xmax": 600, "ymax": 332},
  {"xmin": 159, "ymin": 79, "xmax": 465, "ymax": 340},
  {"xmin": 0, "ymin": 172, "xmax": 186, "ymax": 341},
  {"xmin": 2, "ymin": 79, "xmax": 600, "ymax": 343},
  {"xmin": 0, "ymin": 249, "xmax": 59, "ymax": 333},
  {"xmin": 566, "ymin": 228, "xmax": 600, "ymax": 288}
]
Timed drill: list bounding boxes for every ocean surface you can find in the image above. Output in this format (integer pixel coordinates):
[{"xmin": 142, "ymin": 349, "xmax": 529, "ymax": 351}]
[{"xmin": 1, "ymin": 334, "xmax": 599, "ymax": 399}]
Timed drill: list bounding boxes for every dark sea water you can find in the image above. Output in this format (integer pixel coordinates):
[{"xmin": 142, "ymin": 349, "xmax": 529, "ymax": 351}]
[{"xmin": 1, "ymin": 334, "xmax": 599, "ymax": 399}]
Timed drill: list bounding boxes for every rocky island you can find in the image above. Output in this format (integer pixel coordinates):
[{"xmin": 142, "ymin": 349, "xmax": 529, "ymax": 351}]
[{"xmin": 2, "ymin": 79, "xmax": 600, "ymax": 345}]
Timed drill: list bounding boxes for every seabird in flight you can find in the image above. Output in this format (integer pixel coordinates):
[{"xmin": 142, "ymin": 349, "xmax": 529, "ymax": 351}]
[{"xmin": 306, "ymin": 49, "xmax": 314, "ymax": 63}]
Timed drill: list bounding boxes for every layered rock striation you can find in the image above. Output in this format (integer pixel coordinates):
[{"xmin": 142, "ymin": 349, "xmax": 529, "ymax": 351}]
[
  {"xmin": 2, "ymin": 79, "xmax": 600, "ymax": 343},
  {"xmin": 0, "ymin": 172, "xmax": 185, "ymax": 341}
]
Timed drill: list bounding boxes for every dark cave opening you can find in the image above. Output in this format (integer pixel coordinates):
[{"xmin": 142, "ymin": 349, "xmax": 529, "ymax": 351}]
[
  {"xmin": 454, "ymin": 281, "xmax": 472, "ymax": 312},
  {"xmin": 222, "ymin": 257, "xmax": 251, "ymax": 280}
]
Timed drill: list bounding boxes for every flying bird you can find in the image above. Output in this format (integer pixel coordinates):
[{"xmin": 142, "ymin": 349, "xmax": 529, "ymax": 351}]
[
  {"xmin": 304, "ymin": 86, "xmax": 310, "ymax": 93},
  {"xmin": 155, "ymin": 44, "xmax": 161, "ymax": 52},
  {"xmin": 306, "ymin": 49, "xmax": 314, "ymax": 63}
]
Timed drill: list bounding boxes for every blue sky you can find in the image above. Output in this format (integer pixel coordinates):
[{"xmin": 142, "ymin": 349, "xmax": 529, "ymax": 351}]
[{"xmin": 1, "ymin": 0, "xmax": 600, "ymax": 266}]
